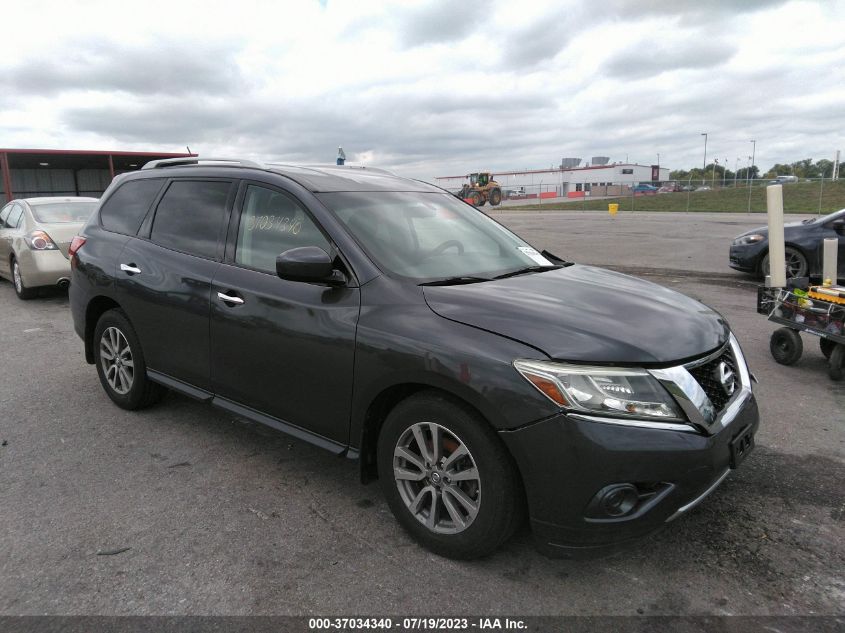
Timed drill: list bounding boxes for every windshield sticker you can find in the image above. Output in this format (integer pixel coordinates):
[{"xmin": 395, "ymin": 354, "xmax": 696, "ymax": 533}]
[{"xmin": 517, "ymin": 246, "xmax": 552, "ymax": 266}]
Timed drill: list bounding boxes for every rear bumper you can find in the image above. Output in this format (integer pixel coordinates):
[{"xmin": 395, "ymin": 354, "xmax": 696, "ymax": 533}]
[
  {"xmin": 500, "ymin": 394, "xmax": 759, "ymax": 557},
  {"xmin": 17, "ymin": 249, "xmax": 71, "ymax": 287}
]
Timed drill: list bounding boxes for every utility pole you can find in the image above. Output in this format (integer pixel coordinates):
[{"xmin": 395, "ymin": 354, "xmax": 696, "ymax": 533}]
[
  {"xmin": 746, "ymin": 139, "xmax": 756, "ymax": 213},
  {"xmin": 701, "ymin": 133, "xmax": 708, "ymax": 185},
  {"xmin": 734, "ymin": 157, "xmax": 740, "ymax": 187}
]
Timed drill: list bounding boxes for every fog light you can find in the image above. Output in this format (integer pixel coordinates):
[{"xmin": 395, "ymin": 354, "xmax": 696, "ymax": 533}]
[{"xmin": 601, "ymin": 484, "xmax": 639, "ymax": 517}]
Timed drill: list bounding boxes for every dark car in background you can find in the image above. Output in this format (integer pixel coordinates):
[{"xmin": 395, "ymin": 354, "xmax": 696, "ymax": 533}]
[
  {"xmin": 729, "ymin": 208, "xmax": 845, "ymax": 279},
  {"xmin": 69, "ymin": 158, "xmax": 758, "ymax": 559}
]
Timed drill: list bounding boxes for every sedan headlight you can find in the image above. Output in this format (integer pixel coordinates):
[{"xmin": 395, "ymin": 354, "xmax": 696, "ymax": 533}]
[
  {"xmin": 732, "ymin": 233, "xmax": 765, "ymax": 246},
  {"xmin": 513, "ymin": 359, "xmax": 685, "ymax": 421}
]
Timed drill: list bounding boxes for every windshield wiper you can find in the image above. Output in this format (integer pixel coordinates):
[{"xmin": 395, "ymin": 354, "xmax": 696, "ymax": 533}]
[
  {"xmin": 493, "ymin": 265, "xmax": 559, "ymax": 280},
  {"xmin": 418, "ymin": 275, "xmax": 492, "ymax": 286}
]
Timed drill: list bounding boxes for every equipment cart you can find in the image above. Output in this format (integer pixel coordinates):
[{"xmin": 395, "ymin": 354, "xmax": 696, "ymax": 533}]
[{"xmin": 757, "ymin": 285, "xmax": 845, "ymax": 380}]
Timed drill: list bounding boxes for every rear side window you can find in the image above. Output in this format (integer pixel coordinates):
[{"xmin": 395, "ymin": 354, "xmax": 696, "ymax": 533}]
[
  {"xmin": 150, "ymin": 180, "xmax": 231, "ymax": 260},
  {"xmin": 100, "ymin": 179, "xmax": 165, "ymax": 235},
  {"xmin": 0, "ymin": 204, "xmax": 10, "ymax": 226}
]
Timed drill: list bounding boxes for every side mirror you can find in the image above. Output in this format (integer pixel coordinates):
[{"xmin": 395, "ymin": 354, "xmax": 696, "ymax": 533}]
[
  {"xmin": 276, "ymin": 246, "xmax": 346, "ymax": 286},
  {"xmin": 830, "ymin": 219, "xmax": 845, "ymax": 235}
]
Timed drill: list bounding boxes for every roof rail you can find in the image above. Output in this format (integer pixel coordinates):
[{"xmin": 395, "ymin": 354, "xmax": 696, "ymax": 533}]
[
  {"xmin": 142, "ymin": 157, "xmax": 266, "ymax": 170},
  {"xmin": 277, "ymin": 163, "xmax": 396, "ymax": 176}
]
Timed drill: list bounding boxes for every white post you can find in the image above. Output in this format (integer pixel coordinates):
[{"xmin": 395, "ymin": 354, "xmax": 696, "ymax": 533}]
[
  {"xmin": 823, "ymin": 238, "xmax": 838, "ymax": 284},
  {"xmin": 767, "ymin": 184, "xmax": 787, "ymax": 288}
]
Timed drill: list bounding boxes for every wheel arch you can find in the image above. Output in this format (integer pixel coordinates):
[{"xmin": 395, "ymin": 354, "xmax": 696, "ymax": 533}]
[
  {"xmin": 84, "ymin": 295, "xmax": 122, "ymax": 364},
  {"xmin": 757, "ymin": 242, "xmax": 811, "ymax": 277},
  {"xmin": 356, "ymin": 380, "xmax": 512, "ymax": 485}
]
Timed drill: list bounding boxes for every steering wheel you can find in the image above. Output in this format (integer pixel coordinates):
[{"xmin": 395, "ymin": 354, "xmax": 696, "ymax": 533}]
[{"xmin": 428, "ymin": 239, "xmax": 464, "ymax": 257}]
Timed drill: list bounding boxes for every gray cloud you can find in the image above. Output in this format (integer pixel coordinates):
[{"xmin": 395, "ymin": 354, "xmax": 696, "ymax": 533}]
[
  {"xmin": 3, "ymin": 38, "xmax": 245, "ymax": 97},
  {"xmin": 394, "ymin": 0, "xmax": 488, "ymax": 47},
  {"xmin": 603, "ymin": 39, "xmax": 738, "ymax": 79}
]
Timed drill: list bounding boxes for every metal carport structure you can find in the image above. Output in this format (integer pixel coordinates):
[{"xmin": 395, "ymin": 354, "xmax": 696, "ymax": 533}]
[{"xmin": 0, "ymin": 149, "xmax": 196, "ymax": 204}]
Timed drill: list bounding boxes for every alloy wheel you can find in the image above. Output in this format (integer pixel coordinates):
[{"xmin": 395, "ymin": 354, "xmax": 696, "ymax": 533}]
[
  {"xmin": 393, "ymin": 422, "xmax": 481, "ymax": 534},
  {"xmin": 100, "ymin": 327, "xmax": 134, "ymax": 395},
  {"xmin": 13, "ymin": 262, "xmax": 22, "ymax": 293}
]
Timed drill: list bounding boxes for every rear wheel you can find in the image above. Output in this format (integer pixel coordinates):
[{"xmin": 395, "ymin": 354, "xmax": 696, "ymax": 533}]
[
  {"xmin": 11, "ymin": 258, "xmax": 38, "ymax": 300},
  {"xmin": 770, "ymin": 327, "xmax": 802, "ymax": 365},
  {"xmin": 93, "ymin": 309, "xmax": 166, "ymax": 410},
  {"xmin": 820, "ymin": 338, "xmax": 837, "ymax": 359},
  {"xmin": 829, "ymin": 344, "xmax": 844, "ymax": 381},
  {"xmin": 377, "ymin": 391, "xmax": 522, "ymax": 559}
]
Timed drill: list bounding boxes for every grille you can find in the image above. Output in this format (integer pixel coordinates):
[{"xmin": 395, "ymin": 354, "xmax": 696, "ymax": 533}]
[{"xmin": 688, "ymin": 348, "xmax": 738, "ymax": 412}]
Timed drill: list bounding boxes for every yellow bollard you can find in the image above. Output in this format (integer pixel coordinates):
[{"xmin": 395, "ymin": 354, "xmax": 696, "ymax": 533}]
[{"xmin": 608, "ymin": 203, "xmax": 619, "ymax": 216}]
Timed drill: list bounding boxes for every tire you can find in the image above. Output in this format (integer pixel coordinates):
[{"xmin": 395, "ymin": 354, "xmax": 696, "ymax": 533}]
[
  {"xmin": 377, "ymin": 391, "xmax": 523, "ymax": 559},
  {"xmin": 770, "ymin": 327, "xmax": 803, "ymax": 365},
  {"xmin": 93, "ymin": 309, "xmax": 166, "ymax": 410},
  {"xmin": 468, "ymin": 191, "xmax": 483, "ymax": 207},
  {"xmin": 829, "ymin": 344, "xmax": 844, "ymax": 381},
  {"xmin": 11, "ymin": 257, "xmax": 38, "ymax": 300},
  {"xmin": 820, "ymin": 338, "xmax": 837, "ymax": 359},
  {"xmin": 761, "ymin": 247, "xmax": 808, "ymax": 279},
  {"xmin": 489, "ymin": 188, "xmax": 502, "ymax": 206}
]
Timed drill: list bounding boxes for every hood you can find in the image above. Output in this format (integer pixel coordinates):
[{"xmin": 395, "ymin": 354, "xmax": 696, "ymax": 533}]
[
  {"xmin": 423, "ymin": 265, "xmax": 728, "ymax": 365},
  {"xmin": 735, "ymin": 220, "xmax": 810, "ymax": 240},
  {"xmin": 39, "ymin": 223, "xmax": 85, "ymax": 258}
]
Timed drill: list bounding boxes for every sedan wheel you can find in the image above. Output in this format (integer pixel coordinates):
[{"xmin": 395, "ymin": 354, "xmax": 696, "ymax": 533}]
[
  {"xmin": 762, "ymin": 247, "xmax": 808, "ymax": 279},
  {"xmin": 11, "ymin": 259, "xmax": 37, "ymax": 300}
]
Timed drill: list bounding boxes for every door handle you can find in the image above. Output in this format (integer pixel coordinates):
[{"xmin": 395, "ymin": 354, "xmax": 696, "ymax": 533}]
[
  {"xmin": 120, "ymin": 263, "xmax": 141, "ymax": 275},
  {"xmin": 217, "ymin": 292, "xmax": 244, "ymax": 306}
]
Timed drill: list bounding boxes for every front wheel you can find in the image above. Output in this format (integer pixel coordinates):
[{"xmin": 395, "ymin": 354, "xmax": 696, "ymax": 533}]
[
  {"xmin": 12, "ymin": 258, "xmax": 38, "ymax": 300},
  {"xmin": 488, "ymin": 188, "xmax": 502, "ymax": 206},
  {"xmin": 377, "ymin": 391, "xmax": 523, "ymax": 559},
  {"xmin": 93, "ymin": 309, "xmax": 166, "ymax": 410},
  {"xmin": 761, "ymin": 247, "xmax": 808, "ymax": 279}
]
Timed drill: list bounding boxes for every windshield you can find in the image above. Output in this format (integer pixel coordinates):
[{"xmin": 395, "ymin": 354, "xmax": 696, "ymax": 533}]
[
  {"xmin": 808, "ymin": 208, "xmax": 845, "ymax": 225},
  {"xmin": 31, "ymin": 201, "xmax": 98, "ymax": 224},
  {"xmin": 318, "ymin": 192, "xmax": 554, "ymax": 281}
]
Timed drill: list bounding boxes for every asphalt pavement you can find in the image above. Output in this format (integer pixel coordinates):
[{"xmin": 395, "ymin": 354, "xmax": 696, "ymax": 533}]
[{"xmin": 0, "ymin": 211, "xmax": 842, "ymax": 616}]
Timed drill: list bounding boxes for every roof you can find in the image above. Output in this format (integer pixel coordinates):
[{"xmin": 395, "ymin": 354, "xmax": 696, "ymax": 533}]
[
  {"xmin": 267, "ymin": 164, "xmax": 441, "ymax": 193},
  {"xmin": 136, "ymin": 159, "xmax": 443, "ymax": 193},
  {"xmin": 19, "ymin": 196, "xmax": 99, "ymax": 205},
  {"xmin": 0, "ymin": 148, "xmax": 196, "ymax": 171}
]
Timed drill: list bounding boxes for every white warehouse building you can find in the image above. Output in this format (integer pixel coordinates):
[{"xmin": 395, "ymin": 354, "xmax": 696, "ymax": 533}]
[{"xmin": 434, "ymin": 162, "xmax": 670, "ymax": 199}]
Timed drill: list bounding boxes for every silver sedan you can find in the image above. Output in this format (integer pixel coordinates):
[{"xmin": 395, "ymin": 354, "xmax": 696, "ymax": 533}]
[{"xmin": 0, "ymin": 197, "xmax": 98, "ymax": 299}]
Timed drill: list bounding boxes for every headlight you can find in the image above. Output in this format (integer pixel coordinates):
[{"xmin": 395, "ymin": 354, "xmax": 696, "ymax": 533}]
[
  {"xmin": 513, "ymin": 359, "xmax": 685, "ymax": 421},
  {"xmin": 732, "ymin": 233, "xmax": 765, "ymax": 246}
]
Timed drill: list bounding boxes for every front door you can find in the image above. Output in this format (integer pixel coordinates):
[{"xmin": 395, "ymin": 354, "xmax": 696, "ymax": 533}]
[{"xmin": 210, "ymin": 183, "xmax": 359, "ymax": 444}]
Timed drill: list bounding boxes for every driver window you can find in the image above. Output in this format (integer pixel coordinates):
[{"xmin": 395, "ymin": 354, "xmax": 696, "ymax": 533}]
[{"xmin": 235, "ymin": 185, "xmax": 331, "ymax": 273}]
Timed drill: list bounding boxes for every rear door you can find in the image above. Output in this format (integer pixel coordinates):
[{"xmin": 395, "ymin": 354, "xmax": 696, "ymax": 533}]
[
  {"xmin": 209, "ymin": 182, "xmax": 360, "ymax": 444},
  {"xmin": 115, "ymin": 179, "xmax": 235, "ymax": 391}
]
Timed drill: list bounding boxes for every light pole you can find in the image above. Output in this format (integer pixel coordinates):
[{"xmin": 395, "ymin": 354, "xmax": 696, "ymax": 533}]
[
  {"xmin": 746, "ymin": 139, "xmax": 756, "ymax": 213},
  {"xmin": 734, "ymin": 157, "xmax": 740, "ymax": 187},
  {"xmin": 701, "ymin": 133, "xmax": 708, "ymax": 185},
  {"xmin": 724, "ymin": 158, "xmax": 728, "ymax": 187}
]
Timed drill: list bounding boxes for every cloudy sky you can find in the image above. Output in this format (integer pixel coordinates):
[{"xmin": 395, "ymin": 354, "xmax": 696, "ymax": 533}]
[{"xmin": 1, "ymin": 0, "xmax": 843, "ymax": 179}]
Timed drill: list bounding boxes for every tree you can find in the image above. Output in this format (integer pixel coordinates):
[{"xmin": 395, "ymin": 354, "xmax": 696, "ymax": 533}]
[{"xmin": 735, "ymin": 166, "xmax": 760, "ymax": 181}]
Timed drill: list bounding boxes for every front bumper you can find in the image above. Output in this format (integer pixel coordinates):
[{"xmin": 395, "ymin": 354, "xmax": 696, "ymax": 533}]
[
  {"xmin": 729, "ymin": 242, "xmax": 766, "ymax": 273},
  {"xmin": 500, "ymin": 393, "xmax": 758, "ymax": 556},
  {"xmin": 17, "ymin": 249, "xmax": 71, "ymax": 287}
]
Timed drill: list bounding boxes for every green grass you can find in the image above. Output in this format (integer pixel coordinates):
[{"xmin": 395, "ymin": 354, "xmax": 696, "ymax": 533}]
[{"xmin": 513, "ymin": 180, "xmax": 845, "ymax": 214}]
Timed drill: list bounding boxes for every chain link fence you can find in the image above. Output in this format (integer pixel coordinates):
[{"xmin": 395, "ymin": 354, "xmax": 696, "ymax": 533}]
[{"xmin": 488, "ymin": 177, "xmax": 844, "ymax": 214}]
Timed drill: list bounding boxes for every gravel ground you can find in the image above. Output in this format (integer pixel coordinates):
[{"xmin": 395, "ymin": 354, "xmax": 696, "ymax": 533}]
[{"xmin": 0, "ymin": 211, "xmax": 842, "ymax": 616}]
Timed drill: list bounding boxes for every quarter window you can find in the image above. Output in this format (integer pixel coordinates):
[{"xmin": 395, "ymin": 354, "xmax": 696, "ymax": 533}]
[
  {"xmin": 235, "ymin": 185, "xmax": 331, "ymax": 273},
  {"xmin": 0, "ymin": 204, "xmax": 10, "ymax": 227},
  {"xmin": 150, "ymin": 180, "xmax": 231, "ymax": 260},
  {"xmin": 100, "ymin": 179, "xmax": 165, "ymax": 235},
  {"xmin": 6, "ymin": 204, "xmax": 23, "ymax": 229}
]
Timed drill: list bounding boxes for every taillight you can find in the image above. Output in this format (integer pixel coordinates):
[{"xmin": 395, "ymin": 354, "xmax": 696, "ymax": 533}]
[
  {"xmin": 68, "ymin": 236, "xmax": 86, "ymax": 258},
  {"xmin": 26, "ymin": 230, "xmax": 59, "ymax": 251}
]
